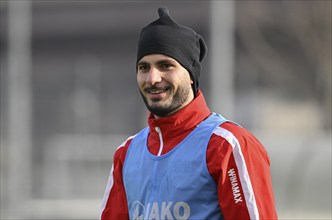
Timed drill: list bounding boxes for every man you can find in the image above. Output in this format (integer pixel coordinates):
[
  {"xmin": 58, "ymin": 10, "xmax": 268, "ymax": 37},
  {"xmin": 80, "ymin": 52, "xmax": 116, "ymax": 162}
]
[{"xmin": 100, "ymin": 7, "xmax": 277, "ymax": 220}]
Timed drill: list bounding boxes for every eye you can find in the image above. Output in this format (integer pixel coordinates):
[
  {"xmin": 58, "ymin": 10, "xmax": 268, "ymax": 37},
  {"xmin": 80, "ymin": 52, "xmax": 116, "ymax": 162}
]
[
  {"xmin": 138, "ymin": 65, "xmax": 149, "ymax": 72},
  {"xmin": 161, "ymin": 63, "xmax": 173, "ymax": 70}
]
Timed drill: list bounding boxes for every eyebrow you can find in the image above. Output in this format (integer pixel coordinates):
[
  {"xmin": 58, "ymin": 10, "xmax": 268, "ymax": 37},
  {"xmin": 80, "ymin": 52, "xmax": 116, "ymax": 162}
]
[
  {"xmin": 156, "ymin": 59, "xmax": 176, "ymax": 65},
  {"xmin": 137, "ymin": 61, "xmax": 149, "ymax": 67},
  {"xmin": 137, "ymin": 59, "xmax": 176, "ymax": 67}
]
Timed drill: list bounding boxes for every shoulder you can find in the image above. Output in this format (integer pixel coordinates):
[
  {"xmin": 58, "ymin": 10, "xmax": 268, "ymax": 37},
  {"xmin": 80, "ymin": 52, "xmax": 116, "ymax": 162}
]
[
  {"xmin": 212, "ymin": 121, "xmax": 264, "ymax": 147},
  {"xmin": 206, "ymin": 121, "xmax": 270, "ymax": 182},
  {"xmin": 213, "ymin": 121, "xmax": 254, "ymax": 141},
  {"xmin": 113, "ymin": 134, "xmax": 136, "ymax": 163},
  {"xmin": 209, "ymin": 121, "xmax": 270, "ymax": 163},
  {"xmin": 113, "ymin": 126, "xmax": 150, "ymax": 162}
]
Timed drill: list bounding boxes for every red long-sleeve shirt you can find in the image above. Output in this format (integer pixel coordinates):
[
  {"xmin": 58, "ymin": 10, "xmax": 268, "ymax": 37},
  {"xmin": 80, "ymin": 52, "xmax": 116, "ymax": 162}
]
[{"xmin": 100, "ymin": 90, "xmax": 278, "ymax": 220}]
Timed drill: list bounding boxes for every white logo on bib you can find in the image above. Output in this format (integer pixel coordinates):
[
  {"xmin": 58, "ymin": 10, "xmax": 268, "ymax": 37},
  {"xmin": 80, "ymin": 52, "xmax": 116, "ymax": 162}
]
[{"xmin": 132, "ymin": 201, "xmax": 191, "ymax": 220}]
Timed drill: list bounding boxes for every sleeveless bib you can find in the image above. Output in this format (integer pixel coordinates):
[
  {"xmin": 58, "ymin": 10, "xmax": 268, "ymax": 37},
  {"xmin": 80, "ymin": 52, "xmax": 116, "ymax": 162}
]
[{"xmin": 123, "ymin": 113, "xmax": 227, "ymax": 220}]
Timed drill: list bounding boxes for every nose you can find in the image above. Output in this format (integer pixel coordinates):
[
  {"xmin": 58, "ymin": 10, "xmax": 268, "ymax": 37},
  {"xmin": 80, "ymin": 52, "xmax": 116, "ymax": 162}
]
[{"xmin": 146, "ymin": 67, "xmax": 162, "ymax": 85}]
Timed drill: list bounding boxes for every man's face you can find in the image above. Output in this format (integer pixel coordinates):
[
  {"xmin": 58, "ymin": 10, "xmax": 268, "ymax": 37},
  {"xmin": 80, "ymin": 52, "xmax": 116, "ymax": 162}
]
[{"xmin": 137, "ymin": 54, "xmax": 194, "ymax": 117}]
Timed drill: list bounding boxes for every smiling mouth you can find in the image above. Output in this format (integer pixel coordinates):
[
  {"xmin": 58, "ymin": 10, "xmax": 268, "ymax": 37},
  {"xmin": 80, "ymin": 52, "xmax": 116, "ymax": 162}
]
[
  {"xmin": 144, "ymin": 86, "xmax": 171, "ymax": 95},
  {"xmin": 148, "ymin": 89, "xmax": 166, "ymax": 94}
]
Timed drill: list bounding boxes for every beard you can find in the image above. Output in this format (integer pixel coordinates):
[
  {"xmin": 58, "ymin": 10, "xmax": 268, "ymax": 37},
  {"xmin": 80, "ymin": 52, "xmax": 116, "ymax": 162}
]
[{"xmin": 140, "ymin": 84, "xmax": 193, "ymax": 117}]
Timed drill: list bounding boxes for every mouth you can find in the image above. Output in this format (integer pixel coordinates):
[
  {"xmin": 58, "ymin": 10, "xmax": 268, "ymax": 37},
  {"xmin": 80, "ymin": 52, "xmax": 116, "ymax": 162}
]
[
  {"xmin": 147, "ymin": 89, "xmax": 166, "ymax": 94},
  {"xmin": 144, "ymin": 86, "xmax": 170, "ymax": 93},
  {"xmin": 144, "ymin": 86, "xmax": 170, "ymax": 100}
]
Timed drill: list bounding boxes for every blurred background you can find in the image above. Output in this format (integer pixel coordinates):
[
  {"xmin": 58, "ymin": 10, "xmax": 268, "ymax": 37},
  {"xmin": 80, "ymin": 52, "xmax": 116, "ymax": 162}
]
[{"xmin": 0, "ymin": 1, "xmax": 331, "ymax": 219}]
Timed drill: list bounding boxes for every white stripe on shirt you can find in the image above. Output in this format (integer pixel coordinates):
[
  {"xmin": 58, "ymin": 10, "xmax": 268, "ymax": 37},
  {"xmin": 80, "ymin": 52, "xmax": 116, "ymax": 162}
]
[
  {"xmin": 99, "ymin": 165, "xmax": 114, "ymax": 220},
  {"xmin": 213, "ymin": 127, "xmax": 260, "ymax": 220},
  {"xmin": 99, "ymin": 135, "xmax": 136, "ymax": 220}
]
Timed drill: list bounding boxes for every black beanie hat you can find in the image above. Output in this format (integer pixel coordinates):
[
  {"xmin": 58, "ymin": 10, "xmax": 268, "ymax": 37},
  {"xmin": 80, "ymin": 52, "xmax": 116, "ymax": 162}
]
[{"xmin": 136, "ymin": 7, "xmax": 207, "ymax": 96}]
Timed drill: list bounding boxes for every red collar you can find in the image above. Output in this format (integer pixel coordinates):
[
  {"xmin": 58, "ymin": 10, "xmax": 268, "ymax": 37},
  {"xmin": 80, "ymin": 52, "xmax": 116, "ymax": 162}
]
[{"xmin": 147, "ymin": 90, "xmax": 211, "ymax": 155}]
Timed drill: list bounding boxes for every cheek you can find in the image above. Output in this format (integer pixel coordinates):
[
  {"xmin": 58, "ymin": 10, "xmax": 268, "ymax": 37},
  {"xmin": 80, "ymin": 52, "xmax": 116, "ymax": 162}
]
[
  {"xmin": 137, "ymin": 74, "xmax": 145, "ymax": 87},
  {"xmin": 180, "ymin": 72, "xmax": 193, "ymax": 86}
]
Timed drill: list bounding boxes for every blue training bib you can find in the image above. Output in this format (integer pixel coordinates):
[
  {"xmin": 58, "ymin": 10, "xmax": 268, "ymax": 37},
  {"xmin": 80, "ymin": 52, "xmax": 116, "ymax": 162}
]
[{"xmin": 123, "ymin": 113, "xmax": 227, "ymax": 220}]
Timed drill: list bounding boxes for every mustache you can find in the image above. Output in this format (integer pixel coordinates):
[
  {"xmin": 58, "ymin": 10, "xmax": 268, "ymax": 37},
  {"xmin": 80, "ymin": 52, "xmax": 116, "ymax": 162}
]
[{"xmin": 143, "ymin": 85, "xmax": 171, "ymax": 92}]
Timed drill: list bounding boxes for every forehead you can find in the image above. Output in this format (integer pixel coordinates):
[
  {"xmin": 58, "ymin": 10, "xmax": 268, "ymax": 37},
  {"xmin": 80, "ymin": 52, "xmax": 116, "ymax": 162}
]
[{"xmin": 137, "ymin": 54, "xmax": 179, "ymax": 64}]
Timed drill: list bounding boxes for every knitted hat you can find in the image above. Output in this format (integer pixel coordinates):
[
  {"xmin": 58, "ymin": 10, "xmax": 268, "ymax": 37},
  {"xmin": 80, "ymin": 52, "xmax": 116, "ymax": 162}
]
[{"xmin": 136, "ymin": 7, "xmax": 207, "ymax": 96}]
